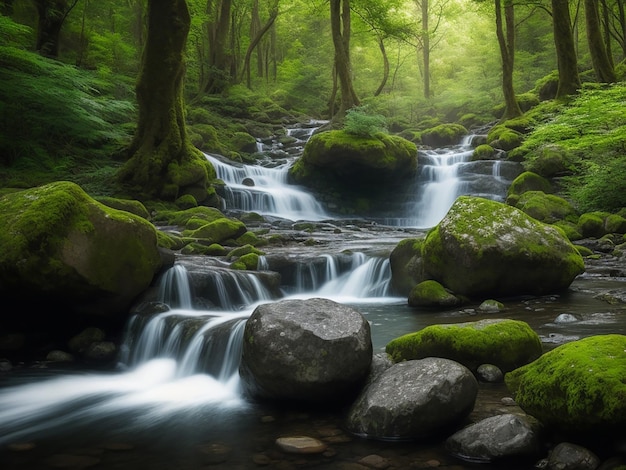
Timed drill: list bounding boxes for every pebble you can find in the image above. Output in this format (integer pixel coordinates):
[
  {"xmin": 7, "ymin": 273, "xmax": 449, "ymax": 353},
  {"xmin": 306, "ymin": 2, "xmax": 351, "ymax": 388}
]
[{"xmin": 275, "ymin": 436, "xmax": 327, "ymax": 454}]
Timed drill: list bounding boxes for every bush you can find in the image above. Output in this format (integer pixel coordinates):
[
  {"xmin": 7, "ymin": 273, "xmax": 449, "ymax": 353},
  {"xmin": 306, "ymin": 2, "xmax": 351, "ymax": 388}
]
[{"xmin": 343, "ymin": 106, "xmax": 388, "ymax": 137}]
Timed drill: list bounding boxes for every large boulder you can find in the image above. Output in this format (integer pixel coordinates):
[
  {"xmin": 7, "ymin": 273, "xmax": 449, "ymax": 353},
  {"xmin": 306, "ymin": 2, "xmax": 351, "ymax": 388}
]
[
  {"xmin": 239, "ymin": 298, "xmax": 372, "ymax": 404},
  {"xmin": 385, "ymin": 319, "xmax": 543, "ymax": 374},
  {"xmin": 505, "ymin": 334, "xmax": 626, "ymax": 435},
  {"xmin": 289, "ymin": 130, "xmax": 417, "ymax": 194},
  {"xmin": 345, "ymin": 358, "xmax": 478, "ymax": 440},
  {"xmin": 0, "ymin": 181, "xmax": 163, "ymax": 316},
  {"xmin": 420, "ymin": 196, "xmax": 585, "ymax": 297}
]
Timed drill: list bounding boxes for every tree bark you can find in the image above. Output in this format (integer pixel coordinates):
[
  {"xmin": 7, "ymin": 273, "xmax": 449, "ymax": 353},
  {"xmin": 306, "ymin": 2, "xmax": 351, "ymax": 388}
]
[
  {"xmin": 585, "ymin": 0, "xmax": 616, "ymax": 82},
  {"xmin": 552, "ymin": 0, "xmax": 582, "ymax": 98},
  {"xmin": 33, "ymin": 0, "xmax": 78, "ymax": 57},
  {"xmin": 373, "ymin": 37, "xmax": 390, "ymax": 97},
  {"xmin": 118, "ymin": 0, "xmax": 211, "ymax": 202},
  {"xmin": 203, "ymin": 0, "xmax": 233, "ymax": 94},
  {"xmin": 495, "ymin": 0, "xmax": 522, "ymax": 119},
  {"xmin": 330, "ymin": 0, "xmax": 360, "ymax": 119},
  {"xmin": 242, "ymin": 4, "xmax": 279, "ymax": 88}
]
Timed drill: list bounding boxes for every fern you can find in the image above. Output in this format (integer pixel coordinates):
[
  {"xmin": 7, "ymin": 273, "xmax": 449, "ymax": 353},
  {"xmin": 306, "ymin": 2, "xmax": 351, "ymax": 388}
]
[{"xmin": 343, "ymin": 106, "xmax": 388, "ymax": 137}]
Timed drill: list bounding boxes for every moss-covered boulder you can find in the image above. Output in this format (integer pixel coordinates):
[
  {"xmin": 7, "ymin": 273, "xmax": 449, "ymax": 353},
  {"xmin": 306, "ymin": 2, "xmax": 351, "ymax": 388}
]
[
  {"xmin": 289, "ymin": 130, "xmax": 417, "ymax": 194},
  {"xmin": 505, "ymin": 335, "xmax": 626, "ymax": 434},
  {"xmin": 511, "ymin": 191, "xmax": 579, "ymax": 224},
  {"xmin": 524, "ymin": 144, "xmax": 574, "ymax": 178},
  {"xmin": 421, "ymin": 123, "xmax": 468, "ymax": 147},
  {"xmin": 578, "ymin": 211, "xmax": 626, "ymax": 238},
  {"xmin": 152, "ymin": 206, "xmax": 226, "ymax": 228},
  {"xmin": 421, "ymin": 196, "xmax": 585, "ymax": 298},
  {"xmin": 389, "ymin": 238, "xmax": 427, "ymax": 296},
  {"xmin": 386, "ymin": 319, "xmax": 542, "ymax": 373},
  {"xmin": 0, "ymin": 181, "xmax": 163, "ymax": 316},
  {"xmin": 184, "ymin": 217, "xmax": 247, "ymax": 244},
  {"xmin": 506, "ymin": 172, "xmax": 553, "ymax": 204},
  {"xmin": 407, "ymin": 280, "xmax": 462, "ymax": 309},
  {"xmin": 96, "ymin": 197, "xmax": 151, "ymax": 220},
  {"xmin": 471, "ymin": 144, "xmax": 495, "ymax": 161}
]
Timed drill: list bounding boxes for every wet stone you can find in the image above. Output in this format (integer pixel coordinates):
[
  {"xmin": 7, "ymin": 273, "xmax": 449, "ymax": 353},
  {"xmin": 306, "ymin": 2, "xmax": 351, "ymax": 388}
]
[
  {"xmin": 358, "ymin": 454, "xmax": 390, "ymax": 469},
  {"xmin": 252, "ymin": 453, "xmax": 272, "ymax": 465},
  {"xmin": 276, "ymin": 436, "xmax": 327, "ymax": 454}
]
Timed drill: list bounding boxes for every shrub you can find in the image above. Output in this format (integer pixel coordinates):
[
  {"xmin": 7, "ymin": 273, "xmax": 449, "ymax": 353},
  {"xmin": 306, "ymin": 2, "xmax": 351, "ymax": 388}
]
[{"xmin": 343, "ymin": 106, "xmax": 388, "ymax": 137}]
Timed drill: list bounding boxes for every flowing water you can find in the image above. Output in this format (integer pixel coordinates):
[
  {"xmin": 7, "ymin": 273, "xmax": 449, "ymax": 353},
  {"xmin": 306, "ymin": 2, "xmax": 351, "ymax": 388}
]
[{"xmin": 1, "ymin": 123, "xmax": 625, "ymax": 469}]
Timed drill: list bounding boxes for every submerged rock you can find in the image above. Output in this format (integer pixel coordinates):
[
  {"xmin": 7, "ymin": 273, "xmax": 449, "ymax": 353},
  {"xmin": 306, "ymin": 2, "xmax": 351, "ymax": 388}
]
[
  {"xmin": 239, "ymin": 298, "xmax": 372, "ymax": 403},
  {"xmin": 385, "ymin": 318, "xmax": 542, "ymax": 374},
  {"xmin": 445, "ymin": 413, "xmax": 543, "ymax": 463},
  {"xmin": 345, "ymin": 358, "xmax": 478, "ymax": 440}
]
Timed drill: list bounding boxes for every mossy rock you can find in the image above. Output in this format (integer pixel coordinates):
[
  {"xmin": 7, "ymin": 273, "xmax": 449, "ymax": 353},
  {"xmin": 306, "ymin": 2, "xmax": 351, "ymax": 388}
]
[
  {"xmin": 512, "ymin": 191, "xmax": 578, "ymax": 224},
  {"xmin": 290, "ymin": 130, "xmax": 418, "ymax": 193},
  {"xmin": 524, "ymin": 144, "xmax": 574, "ymax": 178},
  {"xmin": 505, "ymin": 335, "xmax": 626, "ymax": 434},
  {"xmin": 386, "ymin": 319, "xmax": 542, "ymax": 373},
  {"xmin": 231, "ymin": 252, "xmax": 259, "ymax": 270},
  {"xmin": 578, "ymin": 211, "xmax": 612, "ymax": 238},
  {"xmin": 551, "ymin": 220, "xmax": 582, "ymax": 241},
  {"xmin": 606, "ymin": 213, "xmax": 626, "ymax": 234},
  {"xmin": 227, "ymin": 244, "xmax": 264, "ymax": 260},
  {"xmin": 471, "ymin": 144, "xmax": 495, "ymax": 161},
  {"xmin": 421, "ymin": 196, "xmax": 585, "ymax": 298},
  {"xmin": 407, "ymin": 280, "xmax": 462, "ymax": 309},
  {"xmin": 230, "ymin": 131, "xmax": 258, "ymax": 154},
  {"xmin": 152, "ymin": 206, "xmax": 225, "ymax": 227},
  {"xmin": 574, "ymin": 245, "xmax": 594, "ymax": 257},
  {"xmin": 96, "ymin": 197, "xmax": 150, "ymax": 220},
  {"xmin": 0, "ymin": 181, "xmax": 162, "ymax": 316},
  {"xmin": 389, "ymin": 238, "xmax": 427, "ymax": 296},
  {"xmin": 185, "ymin": 217, "xmax": 247, "ymax": 244},
  {"xmin": 156, "ymin": 230, "xmax": 186, "ymax": 251},
  {"xmin": 506, "ymin": 171, "xmax": 553, "ymax": 200},
  {"xmin": 235, "ymin": 230, "xmax": 265, "ymax": 247},
  {"xmin": 421, "ymin": 123, "xmax": 468, "ymax": 147},
  {"xmin": 175, "ymin": 194, "xmax": 198, "ymax": 209}
]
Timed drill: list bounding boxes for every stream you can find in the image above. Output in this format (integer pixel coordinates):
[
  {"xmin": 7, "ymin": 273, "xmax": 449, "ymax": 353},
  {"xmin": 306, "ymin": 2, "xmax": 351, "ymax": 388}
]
[{"xmin": 0, "ymin": 122, "xmax": 625, "ymax": 470}]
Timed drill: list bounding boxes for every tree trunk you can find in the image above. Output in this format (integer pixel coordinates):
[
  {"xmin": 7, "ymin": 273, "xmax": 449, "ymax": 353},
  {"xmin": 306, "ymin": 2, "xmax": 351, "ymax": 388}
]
[
  {"xmin": 495, "ymin": 0, "xmax": 522, "ymax": 119},
  {"xmin": 601, "ymin": 0, "xmax": 614, "ymax": 67},
  {"xmin": 242, "ymin": 4, "xmax": 279, "ymax": 88},
  {"xmin": 552, "ymin": 0, "xmax": 581, "ymax": 98},
  {"xmin": 330, "ymin": 0, "xmax": 360, "ymax": 119},
  {"xmin": 373, "ymin": 37, "xmax": 390, "ymax": 97},
  {"xmin": 34, "ymin": 0, "xmax": 78, "ymax": 57},
  {"xmin": 203, "ymin": 0, "xmax": 233, "ymax": 94},
  {"xmin": 585, "ymin": 0, "xmax": 616, "ymax": 82},
  {"xmin": 118, "ymin": 0, "xmax": 211, "ymax": 202},
  {"xmin": 422, "ymin": 0, "xmax": 431, "ymax": 99}
]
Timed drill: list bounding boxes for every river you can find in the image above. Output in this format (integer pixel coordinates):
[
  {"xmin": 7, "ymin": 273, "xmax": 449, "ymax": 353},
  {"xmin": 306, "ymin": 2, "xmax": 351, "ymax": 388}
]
[{"xmin": 0, "ymin": 122, "xmax": 624, "ymax": 469}]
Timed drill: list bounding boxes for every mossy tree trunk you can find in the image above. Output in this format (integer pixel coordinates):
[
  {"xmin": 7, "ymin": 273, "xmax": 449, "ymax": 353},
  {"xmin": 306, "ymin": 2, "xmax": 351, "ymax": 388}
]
[
  {"xmin": 203, "ymin": 0, "xmax": 233, "ymax": 94},
  {"xmin": 584, "ymin": 0, "xmax": 616, "ymax": 83},
  {"xmin": 330, "ymin": 0, "xmax": 360, "ymax": 119},
  {"xmin": 552, "ymin": 0, "xmax": 581, "ymax": 99},
  {"xmin": 494, "ymin": 0, "xmax": 522, "ymax": 120},
  {"xmin": 118, "ymin": 0, "xmax": 212, "ymax": 203}
]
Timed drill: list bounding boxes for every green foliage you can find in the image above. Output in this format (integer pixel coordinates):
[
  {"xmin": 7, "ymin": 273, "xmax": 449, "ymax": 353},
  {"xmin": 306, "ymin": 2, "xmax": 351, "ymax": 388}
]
[
  {"xmin": 0, "ymin": 24, "xmax": 135, "ymax": 169},
  {"xmin": 343, "ymin": 106, "xmax": 388, "ymax": 137},
  {"xmin": 518, "ymin": 84, "xmax": 626, "ymax": 212}
]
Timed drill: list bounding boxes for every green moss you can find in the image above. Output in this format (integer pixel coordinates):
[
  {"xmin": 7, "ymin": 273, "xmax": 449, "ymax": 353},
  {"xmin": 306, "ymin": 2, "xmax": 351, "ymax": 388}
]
[
  {"xmin": 574, "ymin": 245, "xmax": 594, "ymax": 257},
  {"xmin": 471, "ymin": 144, "xmax": 495, "ymax": 161},
  {"xmin": 386, "ymin": 318, "xmax": 542, "ymax": 373},
  {"xmin": 421, "ymin": 123, "xmax": 468, "ymax": 147},
  {"xmin": 175, "ymin": 194, "xmax": 198, "ymax": 209},
  {"xmin": 551, "ymin": 220, "xmax": 583, "ymax": 241},
  {"xmin": 231, "ymin": 253, "xmax": 259, "ymax": 270},
  {"xmin": 96, "ymin": 197, "xmax": 150, "ymax": 219},
  {"xmin": 505, "ymin": 335, "xmax": 626, "ymax": 432},
  {"xmin": 507, "ymin": 172, "xmax": 553, "ymax": 199},
  {"xmin": 152, "ymin": 206, "xmax": 225, "ymax": 227},
  {"xmin": 156, "ymin": 229, "xmax": 186, "ymax": 250},
  {"xmin": 407, "ymin": 280, "xmax": 461, "ymax": 308},
  {"xmin": 226, "ymin": 244, "xmax": 264, "ymax": 259},
  {"xmin": 513, "ymin": 191, "xmax": 578, "ymax": 224},
  {"xmin": 185, "ymin": 217, "xmax": 247, "ymax": 244},
  {"xmin": 578, "ymin": 211, "xmax": 611, "ymax": 238}
]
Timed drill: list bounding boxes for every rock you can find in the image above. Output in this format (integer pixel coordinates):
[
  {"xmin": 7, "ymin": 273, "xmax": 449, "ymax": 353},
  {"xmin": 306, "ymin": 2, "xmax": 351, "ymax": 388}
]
[
  {"xmin": 476, "ymin": 364, "xmax": 503, "ymax": 383},
  {"xmin": 408, "ymin": 280, "xmax": 462, "ymax": 308},
  {"xmin": 239, "ymin": 298, "xmax": 372, "ymax": 403},
  {"xmin": 389, "ymin": 238, "xmax": 426, "ymax": 296},
  {"xmin": 0, "ymin": 181, "xmax": 163, "ymax": 317},
  {"xmin": 345, "ymin": 358, "xmax": 478, "ymax": 440},
  {"xmin": 511, "ymin": 191, "xmax": 579, "ymax": 224},
  {"xmin": 505, "ymin": 334, "xmax": 626, "ymax": 434},
  {"xmin": 445, "ymin": 414, "xmax": 543, "ymax": 463},
  {"xmin": 421, "ymin": 123, "xmax": 468, "ymax": 147},
  {"xmin": 184, "ymin": 217, "xmax": 247, "ymax": 244},
  {"xmin": 289, "ymin": 130, "xmax": 417, "ymax": 197},
  {"xmin": 275, "ymin": 436, "xmax": 327, "ymax": 454},
  {"xmin": 506, "ymin": 171, "xmax": 553, "ymax": 202},
  {"xmin": 547, "ymin": 442, "xmax": 600, "ymax": 470},
  {"xmin": 385, "ymin": 319, "xmax": 542, "ymax": 374},
  {"xmin": 84, "ymin": 341, "xmax": 117, "ymax": 363},
  {"xmin": 478, "ymin": 299, "xmax": 504, "ymax": 313},
  {"xmin": 46, "ymin": 350, "xmax": 74, "ymax": 363},
  {"xmin": 421, "ymin": 196, "xmax": 585, "ymax": 298}
]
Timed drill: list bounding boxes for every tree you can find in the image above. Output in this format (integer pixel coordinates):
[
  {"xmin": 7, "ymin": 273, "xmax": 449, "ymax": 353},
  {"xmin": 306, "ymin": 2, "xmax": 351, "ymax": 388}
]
[
  {"xmin": 551, "ymin": 0, "xmax": 581, "ymax": 98},
  {"xmin": 118, "ymin": 0, "xmax": 213, "ymax": 202},
  {"xmin": 203, "ymin": 0, "xmax": 233, "ymax": 94},
  {"xmin": 241, "ymin": 0, "xmax": 279, "ymax": 88},
  {"xmin": 33, "ymin": 0, "xmax": 79, "ymax": 57},
  {"xmin": 494, "ymin": 0, "xmax": 522, "ymax": 119},
  {"xmin": 329, "ymin": 0, "xmax": 360, "ymax": 118},
  {"xmin": 585, "ymin": 0, "xmax": 616, "ymax": 82}
]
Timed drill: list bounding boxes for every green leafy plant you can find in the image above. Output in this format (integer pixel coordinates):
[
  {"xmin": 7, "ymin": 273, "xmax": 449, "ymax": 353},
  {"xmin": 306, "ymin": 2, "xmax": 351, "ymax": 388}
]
[{"xmin": 343, "ymin": 106, "xmax": 388, "ymax": 138}]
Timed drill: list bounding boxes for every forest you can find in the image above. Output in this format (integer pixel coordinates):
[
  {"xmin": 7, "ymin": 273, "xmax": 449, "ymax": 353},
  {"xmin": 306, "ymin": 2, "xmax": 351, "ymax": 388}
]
[{"xmin": 0, "ymin": 0, "xmax": 625, "ymax": 213}]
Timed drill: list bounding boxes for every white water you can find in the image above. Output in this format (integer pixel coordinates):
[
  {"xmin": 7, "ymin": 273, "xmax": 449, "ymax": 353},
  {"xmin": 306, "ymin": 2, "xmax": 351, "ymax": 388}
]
[{"xmin": 206, "ymin": 154, "xmax": 329, "ymax": 221}]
